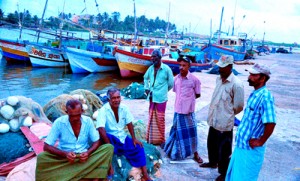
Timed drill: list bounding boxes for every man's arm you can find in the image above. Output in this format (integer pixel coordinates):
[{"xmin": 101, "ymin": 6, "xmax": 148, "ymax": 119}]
[
  {"xmin": 144, "ymin": 68, "xmax": 150, "ymax": 91},
  {"xmin": 249, "ymin": 123, "xmax": 276, "ymax": 148},
  {"xmin": 98, "ymin": 127, "xmax": 111, "ymax": 144},
  {"xmin": 167, "ymin": 68, "xmax": 174, "ymax": 91},
  {"xmin": 233, "ymin": 84, "xmax": 244, "ymax": 115},
  {"xmin": 127, "ymin": 122, "xmax": 143, "ymax": 147},
  {"xmin": 44, "ymin": 143, "xmax": 67, "ymax": 157}
]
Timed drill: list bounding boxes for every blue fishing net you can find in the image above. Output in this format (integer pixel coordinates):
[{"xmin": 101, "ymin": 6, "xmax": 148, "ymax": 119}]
[
  {"xmin": 0, "ymin": 132, "xmax": 31, "ymax": 164},
  {"xmin": 121, "ymin": 82, "xmax": 147, "ymax": 99}
]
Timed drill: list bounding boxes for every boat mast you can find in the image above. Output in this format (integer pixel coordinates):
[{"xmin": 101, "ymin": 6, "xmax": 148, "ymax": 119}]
[
  {"xmin": 37, "ymin": 0, "xmax": 49, "ymax": 43},
  {"xmin": 231, "ymin": 0, "xmax": 237, "ymax": 36},
  {"xmin": 165, "ymin": 1, "xmax": 171, "ymax": 39},
  {"xmin": 133, "ymin": 0, "xmax": 137, "ymax": 40},
  {"xmin": 218, "ymin": 6, "xmax": 224, "ymax": 44}
]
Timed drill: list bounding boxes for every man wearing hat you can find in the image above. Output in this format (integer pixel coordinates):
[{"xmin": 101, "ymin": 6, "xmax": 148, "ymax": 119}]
[
  {"xmin": 226, "ymin": 63, "xmax": 276, "ymax": 181},
  {"xmin": 200, "ymin": 55, "xmax": 244, "ymax": 181},
  {"xmin": 144, "ymin": 49, "xmax": 174, "ymax": 146}
]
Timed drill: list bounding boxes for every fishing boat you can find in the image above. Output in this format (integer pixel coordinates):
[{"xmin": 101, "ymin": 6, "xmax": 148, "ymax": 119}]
[
  {"xmin": 114, "ymin": 46, "xmax": 211, "ymax": 78},
  {"xmin": 65, "ymin": 45, "xmax": 118, "ymax": 74},
  {"xmin": 203, "ymin": 33, "xmax": 247, "ymax": 62},
  {"xmin": 0, "ymin": 39, "xmax": 30, "ymax": 63},
  {"xmin": 26, "ymin": 42, "xmax": 68, "ymax": 67}
]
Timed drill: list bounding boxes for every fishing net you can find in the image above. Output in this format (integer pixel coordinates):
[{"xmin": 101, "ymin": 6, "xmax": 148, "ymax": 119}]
[
  {"xmin": 0, "ymin": 96, "xmax": 51, "ymax": 165},
  {"xmin": 43, "ymin": 89, "xmax": 103, "ymax": 122},
  {"xmin": 110, "ymin": 141, "xmax": 162, "ymax": 181},
  {"xmin": 121, "ymin": 82, "xmax": 147, "ymax": 99},
  {"xmin": 0, "ymin": 132, "xmax": 30, "ymax": 164}
]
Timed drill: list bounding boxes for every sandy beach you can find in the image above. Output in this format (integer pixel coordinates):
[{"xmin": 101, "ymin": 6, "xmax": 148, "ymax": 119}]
[
  {"xmin": 1, "ymin": 53, "xmax": 299, "ymax": 181},
  {"xmin": 122, "ymin": 53, "xmax": 300, "ymax": 181}
]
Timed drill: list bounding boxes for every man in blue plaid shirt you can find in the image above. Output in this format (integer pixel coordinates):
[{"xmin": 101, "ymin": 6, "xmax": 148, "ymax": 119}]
[{"xmin": 226, "ymin": 63, "xmax": 276, "ymax": 181}]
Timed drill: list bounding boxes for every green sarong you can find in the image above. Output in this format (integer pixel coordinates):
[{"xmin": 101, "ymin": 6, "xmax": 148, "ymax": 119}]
[{"xmin": 36, "ymin": 144, "xmax": 114, "ymax": 181}]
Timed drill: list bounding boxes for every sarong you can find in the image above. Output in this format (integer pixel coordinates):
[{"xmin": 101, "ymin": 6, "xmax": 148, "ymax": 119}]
[
  {"xmin": 164, "ymin": 112, "xmax": 197, "ymax": 160},
  {"xmin": 226, "ymin": 146, "xmax": 266, "ymax": 181},
  {"xmin": 36, "ymin": 144, "xmax": 114, "ymax": 181},
  {"xmin": 107, "ymin": 134, "xmax": 146, "ymax": 167},
  {"xmin": 146, "ymin": 101, "xmax": 167, "ymax": 145}
]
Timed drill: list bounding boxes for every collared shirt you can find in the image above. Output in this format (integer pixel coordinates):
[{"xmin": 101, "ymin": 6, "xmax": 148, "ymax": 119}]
[
  {"xmin": 174, "ymin": 71, "xmax": 201, "ymax": 114},
  {"xmin": 96, "ymin": 103, "xmax": 133, "ymax": 144},
  {"xmin": 235, "ymin": 86, "xmax": 276, "ymax": 149},
  {"xmin": 144, "ymin": 63, "xmax": 174, "ymax": 103},
  {"xmin": 208, "ymin": 73, "xmax": 244, "ymax": 131},
  {"xmin": 45, "ymin": 115, "xmax": 99, "ymax": 153}
]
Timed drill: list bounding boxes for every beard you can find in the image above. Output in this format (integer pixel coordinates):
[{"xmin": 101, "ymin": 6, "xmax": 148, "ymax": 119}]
[{"xmin": 248, "ymin": 79, "xmax": 255, "ymax": 86}]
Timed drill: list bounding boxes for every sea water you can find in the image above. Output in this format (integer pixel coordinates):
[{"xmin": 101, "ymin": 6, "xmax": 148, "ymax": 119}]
[{"xmin": 0, "ymin": 28, "xmax": 141, "ymax": 106}]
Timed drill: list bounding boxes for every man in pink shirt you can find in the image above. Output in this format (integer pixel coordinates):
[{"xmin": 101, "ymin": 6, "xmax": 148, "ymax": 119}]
[{"xmin": 164, "ymin": 56, "xmax": 203, "ymax": 163}]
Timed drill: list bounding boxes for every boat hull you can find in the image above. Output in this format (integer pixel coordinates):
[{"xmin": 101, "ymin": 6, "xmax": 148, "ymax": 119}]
[
  {"xmin": 26, "ymin": 44, "xmax": 68, "ymax": 67},
  {"xmin": 114, "ymin": 48, "xmax": 152, "ymax": 78},
  {"xmin": 0, "ymin": 42, "xmax": 30, "ymax": 63},
  {"xmin": 65, "ymin": 47, "xmax": 118, "ymax": 74},
  {"xmin": 203, "ymin": 44, "xmax": 246, "ymax": 61}
]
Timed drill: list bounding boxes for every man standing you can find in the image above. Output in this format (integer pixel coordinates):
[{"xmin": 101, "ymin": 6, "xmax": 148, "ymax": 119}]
[
  {"xmin": 164, "ymin": 56, "xmax": 203, "ymax": 163},
  {"xmin": 97, "ymin": 88, "xmax": 152, "ymax": 181},
  {"xmin": 226, "ymin": 64, "xmax": 276, "ymax": 181},
  {"xmin": 200, "ymin": 55, "xmax": 244, "ymax": 181},
  {"xmin": 36, "ymin": 99, "xmax": 114, "ymax": 181},
  {"xmin": 144, "ymin": 49, "xmax": 174, "ymax": 146}
]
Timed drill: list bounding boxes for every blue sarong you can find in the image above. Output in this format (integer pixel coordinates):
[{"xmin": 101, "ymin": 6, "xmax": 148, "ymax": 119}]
[
  {"xmin": 106, "ymin": 133, "xmax": 146, "ymax": 167},
  {"xmin": 164, "ymin": 112, "xmax": 197, "ymax": 160},
  {"xmin": 226, "ymin": 146, "xmax": 266, "ymax": 181}
]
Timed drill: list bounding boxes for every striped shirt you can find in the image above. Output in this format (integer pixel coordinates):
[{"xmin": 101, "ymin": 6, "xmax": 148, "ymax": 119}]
[
  {"xmin": 144, "ymin": 63, "xmax": 174, "ymax": 103},
  {"xmin": 236, "ymin": 86, "xmax": 276, "ymax": 149},
  {"xmin": 46, "ymin": 115, "xmax": 99, "ymax": 153},
  {"xmin": 174, "ymin": 72, "xmax": 201, "ymax": 114},
  {"xmin": 96, "ymin": 103, "xmax": 133, "ymax": 144}
]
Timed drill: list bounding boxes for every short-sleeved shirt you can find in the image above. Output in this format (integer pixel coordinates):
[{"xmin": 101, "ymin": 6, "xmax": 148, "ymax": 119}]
[
  {"xmin": 45, "ymin": 115, "xmax": 99, "ymax": 153},
  {"xmin": 96, "ymin": 103, "xmax": 133, "ymax": 144},
  {"xmin": 173, "ymin": 72, "xmax": 201, "ymax": 114},
  {"xmin": 207, "ymin": 73, "xmax": 244, "ymax": 131},
  {"xmin": 143, "ymin": 63, "xmax": 174, "ymax": 103},
  {"xmin": 235, "ymin": 86, "xmax": 276, "ymax": 149}
]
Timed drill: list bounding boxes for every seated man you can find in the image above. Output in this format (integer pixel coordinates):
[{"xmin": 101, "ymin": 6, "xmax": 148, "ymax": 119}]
[
  {"xmin": 36, "ymin": 99, "xmax": 114, "ymax": 181},
  {"xmin": 96, "ymin": 88, "xmax": 152, "ymax": 181}
]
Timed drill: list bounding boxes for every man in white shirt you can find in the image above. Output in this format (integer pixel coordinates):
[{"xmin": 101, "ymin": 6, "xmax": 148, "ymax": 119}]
[{"xmin": 97, "ymin": 88, "xmax": 152, "ymax": 181}]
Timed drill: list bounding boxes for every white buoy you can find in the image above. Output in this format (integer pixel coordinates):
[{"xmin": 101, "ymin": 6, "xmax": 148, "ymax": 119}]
[
  {"xmin": 0, "ymin": 105, "xmax": 15, "ymax": 119},
  {"xmin": 0, "ymin": 123, "xmax": 10, "ymax": 133},
  {"xmin": 79, "ymin": 95, "xmax": 84, "ymax": 101},
  {"xmin": 22, "ymin": 116, "xmax": 33, "ymax": 127},
  {"xmin": 7, "ymin": 96, "xmax": 19, "ymax": 106},
  {"xmin": 82, "ymin": 104, "xmax": 88, "ymax": 111},
  {"xmin": 92, "ymin": 110, "xmax": 98, "ymax": 120},
  {"xmin": 72, "ymin": 94, "xmax": 80, "ymax": 100},
  {"xmin": 9, "ymin": 118, "xmax": 20, "ymax": 132}
]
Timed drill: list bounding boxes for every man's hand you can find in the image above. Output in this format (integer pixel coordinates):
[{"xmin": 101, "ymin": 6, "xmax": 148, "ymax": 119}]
[
  {"xmin": 132, "ymin": 138, "xmax": 143, "ymax": 147},
  {"xmin": 66, "ymin": 152, "xmax": 77, "ymax": 163},
  {"xmin": 249, "ymin": 138, "xmax": 263, "ymax": 149},
  {"xmin": 145, "ymin": 90, "xmax": 150, "ymax": 96},
  {"xmin": 79, "ymin": 152, "xmax": 90, "ymax": 163}
]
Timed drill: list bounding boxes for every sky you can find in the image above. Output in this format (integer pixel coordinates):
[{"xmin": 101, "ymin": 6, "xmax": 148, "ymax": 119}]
[{"xmin": 1, "ymin": 0, "xmax": 300, "ymax": 44}]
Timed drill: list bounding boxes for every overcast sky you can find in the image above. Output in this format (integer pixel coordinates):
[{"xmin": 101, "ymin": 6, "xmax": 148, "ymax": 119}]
[{"xmin": 1, "ymin": 0, "xmax": 300, "ymax": 43}]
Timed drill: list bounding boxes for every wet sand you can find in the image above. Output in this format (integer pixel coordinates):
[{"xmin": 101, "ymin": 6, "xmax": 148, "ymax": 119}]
[{"xmin": 1, "ymin": 53, "xmax": 299, "ymax": 181}]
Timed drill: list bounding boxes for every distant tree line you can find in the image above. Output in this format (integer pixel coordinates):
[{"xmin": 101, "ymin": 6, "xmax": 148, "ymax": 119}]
[{"xmin": 0, "ymin": 8, "xmax": 177, "ymax": 35}]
